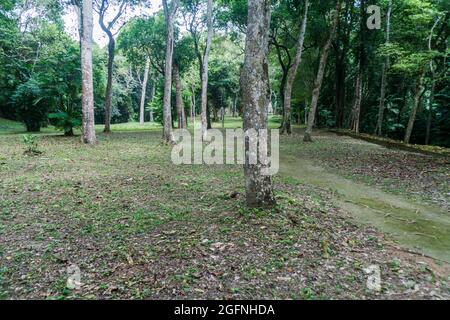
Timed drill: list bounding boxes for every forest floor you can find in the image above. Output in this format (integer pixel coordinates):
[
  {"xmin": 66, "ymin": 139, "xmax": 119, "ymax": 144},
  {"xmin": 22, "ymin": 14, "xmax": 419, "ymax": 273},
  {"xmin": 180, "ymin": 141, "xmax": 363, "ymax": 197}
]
[{"xmin": 0, "ymin": 119, "xmax": 449, "ymax": 299}]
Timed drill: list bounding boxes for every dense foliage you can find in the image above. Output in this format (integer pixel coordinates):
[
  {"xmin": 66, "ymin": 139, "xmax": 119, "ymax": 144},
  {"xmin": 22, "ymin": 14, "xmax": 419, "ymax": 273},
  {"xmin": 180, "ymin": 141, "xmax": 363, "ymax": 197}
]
[{"xmin": 0, "ymin": 0, "xmax": 448, "ymax": 145}]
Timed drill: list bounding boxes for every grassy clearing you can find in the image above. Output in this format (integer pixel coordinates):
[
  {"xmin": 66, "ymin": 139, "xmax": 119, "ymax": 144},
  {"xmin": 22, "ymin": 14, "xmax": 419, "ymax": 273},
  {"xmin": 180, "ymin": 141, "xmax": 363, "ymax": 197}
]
[
  {"xmin": 0, "ymin": 123, "xmax": 449, "ymax": 300},
  {"xmin": 280, "ymin": 130, "xmax": 449, "ymax": 211}
]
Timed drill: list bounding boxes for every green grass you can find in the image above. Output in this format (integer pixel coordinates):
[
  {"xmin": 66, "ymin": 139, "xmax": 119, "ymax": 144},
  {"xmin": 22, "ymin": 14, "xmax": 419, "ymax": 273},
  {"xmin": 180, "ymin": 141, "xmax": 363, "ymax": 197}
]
[
  {"xmin": 0, "ymin": 118, "xmax": 27, "ymax": 134},
  {"xmin": 0, "ymin": 117, "xmax": 448, "ymax": 300}
]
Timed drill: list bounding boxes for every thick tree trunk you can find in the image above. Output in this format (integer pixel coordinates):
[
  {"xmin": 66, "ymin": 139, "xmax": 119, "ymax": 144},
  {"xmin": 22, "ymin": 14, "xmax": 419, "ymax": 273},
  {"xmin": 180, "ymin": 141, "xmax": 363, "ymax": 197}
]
[
  {"xmin": 304, "ymin": 0, "xmax": 341, "ymax": 142},
  {"xmin": 139, "ymin": 58, "xmax": 150, "ymax": 125},
  {"xmin": 241, "ymin": 0, "xmax": 276, "ymax": 208},
  {"xmin": 404, "ymin": 74, "xmax": 424, "ymax": 144},
  {"xmin": 81, "ymin": 0, "xmax": 96, "ymax": 144},
  {"xmin": 201, "ymin": 0, "xmax": 213, "ymax": 140},
  {"xmin": 280, "ymin": 0, "xmax": 309, "ymax": 135},
  {"xmin": 174, "ymin": 64, "xmax": 186, "ymax": 129},
  {"xmin": 374, "ymin": 0, "xmax": 392, "ymax": 136},
  {"xmin": 162, "ymin": 0, "xmax": 179, "ymax": 144}
]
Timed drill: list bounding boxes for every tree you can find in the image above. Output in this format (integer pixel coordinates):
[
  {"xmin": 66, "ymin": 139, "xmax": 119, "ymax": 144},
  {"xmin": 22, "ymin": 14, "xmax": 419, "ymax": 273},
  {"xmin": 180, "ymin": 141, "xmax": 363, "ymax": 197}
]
[
  {"xmin": 404, "ymin": 72, "xmax": 424, "ymax": 144},
  {"xmin": 181, "ymin": 0, "xmax": 214, "ymax": 139},
  {"xmin": 138, "ymin": 58, "xmax": 150, "ymax": 125},
  {"xmin": 240, "ymin": 0, "xmax": 275, "ymax": 208},
  {"xmin": 81, "ymin": 0, "xmax": 97, "ymax": 144},
  {"xmin": 425, "ymin": 14, "xmax": 443, "ymax": 145},
  {"xmin": 201, "ymin": 0, "xmax": 213, "ymax": 140},
  {"xmin": 95, "ymin": 0, "xmax": 132, "ymax": 133},
  {"xmin": 333, "ymin": 0, "xmax": 354, "ymax": 129},
  {"xmin": 280, "ymin": 0, "xmax": 309, "ymax": 134},
  {"xmin": 374, "ymin": 0, "xmax": 392, "ymax": 136},
  {"xmin": 350, "ymin": 0, "xmax": 366, "ymax": 134},
  {"xmin": 162, "ymin": 0, "xmax": 179, "ymax": 143},
  {"xmin": 303, "ymin": 0, "xmax": 341, "ymax": 142}
]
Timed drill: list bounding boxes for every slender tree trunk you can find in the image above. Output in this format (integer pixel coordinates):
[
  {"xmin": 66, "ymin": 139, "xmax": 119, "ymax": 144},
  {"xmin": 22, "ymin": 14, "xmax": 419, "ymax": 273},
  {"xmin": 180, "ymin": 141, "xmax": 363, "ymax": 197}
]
[
  {"xmin": 233, "ymin": 94, "xmax": 237, "ymax": 117},
  {"xmin": 404, "ymin": 74, "xmax": 424, "ymax": 144},
  {"xmin": 350, "ymin": 0, "xmax": 365, "ymax": 134},
  {"xmin": 375, "ymin": 0, "xmax": 392, "ymax": 136},
  {"xmin": 191, "ymin": 85, "xmax": 196, "ymax": 126},
  {"xmin": 162, "ymin": 0, "xmax": 179, "ymax": 144},
  {"xmin": 304, "ymin": 0, "xmax": 341, "ymax": 142},
  {"xmin": 174, "ymin": 64, "xmax": 186, "ymax": 129},
  {"xmin": 139, "ymin": 58, "xmax": 150, "ymax": 125},
  {"xmin": 149, "ymin": 76, "xmax": 155, "ymax": 122},
  {"xmin": 103, "ymin": 37, "xmax": 115, "ymax": 133},
  {"xmin": 241, "ymin": 0, "xmax": 276, "ymax": 208},
  {"xmin": 351, "ymin": 60, "xmax": 363, "ymax": 133},
  {"xmin": 334, "ymin": 0, "xmax": 353, "ymax": 128},
  {"xmin": 425, "ymin": 16, "xmax": 441, "ymax": 145},
  {"xmin": 334, "ymin": 58, "xmax": 345, "ymax": 128},
  {"xmin": 281, "ymin": 0, "xmax": 309, "ymax": 135},
  {"xmin": 201, "ymin": 0, "xmax": 213, "ymax": 140},
  {"xmin": 81, "ymin": 0, "xmax": 96, "ymax": 144},
  {"xmin": 425, "ymin": 80, "xmax": 435, "ymax": 145}
]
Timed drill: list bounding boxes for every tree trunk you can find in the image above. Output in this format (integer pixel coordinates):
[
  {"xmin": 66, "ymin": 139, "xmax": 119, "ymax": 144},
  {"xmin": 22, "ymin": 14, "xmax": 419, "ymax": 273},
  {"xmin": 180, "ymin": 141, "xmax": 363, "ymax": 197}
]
[
  {"xmin": 304, "ymin": 0, "xmax": 341, "ymax": 142},
  {"xmin": 281, "ymin": 0, "xmax": 309, "ymax": 135},
  {"xmin": 241, "ymin": 0, "xmax": 276, "ymax": 208},
  {"xmin": 191, "ymin": 85, "xmax": 196, "ymax": 126},
  {"xmin": 425, "ymin": 16, "xmax": 441, "ymax": 145},
  {"xmin": 174, "ymin": 64, "xmax": 186, "ymax": 129},
  {"xmin": 162, "ymin": 0, "xmax": 179, "ymax": 144},
  {"xmin": 103, "ymin": 36, "xmax": 115, "ymax": 133},
  {"xmin": 425, "ymin": 81, "xmax": 435, "ymax": 145},
  {"xmin": 350, "ymin": 0, "xmax": 365, "ymax": 134},
  {"xmin": 404, "ymin": 74, "xmax": 424, "ymax": 144},
  {"xmin": 81, "ymin": 0, "xmax": 96, "ymax": 144},
  {"xmin": 149, "ymin": 76, "xmax": 155, "ymax": 122},
  {"xmin": 351, "ymin": 60, "xmax": 363, "ymax": 133},
  {"xmin": 201, "ymin": 0, "xmax": 214, "ymax": 140},
  {"xmin": 139, "ymin": 58, "xmax": 150, "ymax": 125},
  {"xmin": 334, "ymin": 0, "xmax": 354, "ymax": 128},
  {"xmin": 374, "ymin": 0, "xmax": 392, "ymax": 136}
]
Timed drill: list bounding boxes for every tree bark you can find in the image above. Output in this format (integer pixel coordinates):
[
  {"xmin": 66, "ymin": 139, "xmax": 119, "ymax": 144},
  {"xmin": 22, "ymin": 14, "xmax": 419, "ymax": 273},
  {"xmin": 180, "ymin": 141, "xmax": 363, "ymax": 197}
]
[
  {"xmin": 162, "ymin": 0, "xmax": 179, "ymax": 144},
  {"xmin": 334, "ymin": 0, "xmax": 353, "ymax": 128},
  {"xmin": 351, "ymin": 60, "xmax": 362, "ymax": 133},
  {"xmin": 241, "ymin": 0, "xmax": 276, "ymax": 208},
  {"xmin": 149, "ymin": 76, "xmax": 155, "ymax": 122},
  {"xmin": 81, "ymin": 0, "xmax": 96, "ymax": 144},
  {"xmin": 139, "ymin": 58, "xmax": 150, "ymax": 125},
  {"xmin": 103, "ymin": 36, "xmax": 114, "ymax": 133},
  {"xmin": 350, "ymin": 0, "xmax": 365, "ymax": 134},
  {"xmin": 191, "ymin": 85, "xmax": 196, "ymax": 126},
  {"xmin": 425, "ymin": 16, "xmax": 441, "ymax": 145},
  {"xmin": 280, "ymin": 0, "xmax": 309, "ymax": 135},
  {"xmin": 174, "ymin": 64, "xmax": 186, "ymax": 129},
  {"xmin": 303, "ymin": 0, "xmax": 341, "ymax": 142},
  {"xmin": 201, "ymin": 0, "xmax": 213, "ymax": 141},
  {"xmin": 425, "ymin": 80, "xmax": 435, "ymax": 145},
  {"xmin": 404, "ymin": 74, "xmax": 424, "ymax": 144},
  {"xmin": 374, "ymin": 0, "xmax": 392, "ymax": 136}
]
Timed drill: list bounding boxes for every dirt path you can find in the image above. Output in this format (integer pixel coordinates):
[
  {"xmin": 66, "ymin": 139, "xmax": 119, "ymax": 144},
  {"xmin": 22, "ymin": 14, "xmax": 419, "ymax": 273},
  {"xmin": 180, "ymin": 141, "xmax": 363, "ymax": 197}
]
[{"xmin": 280, "ymin": 150, "xmax": 450, "ymax": 263}]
